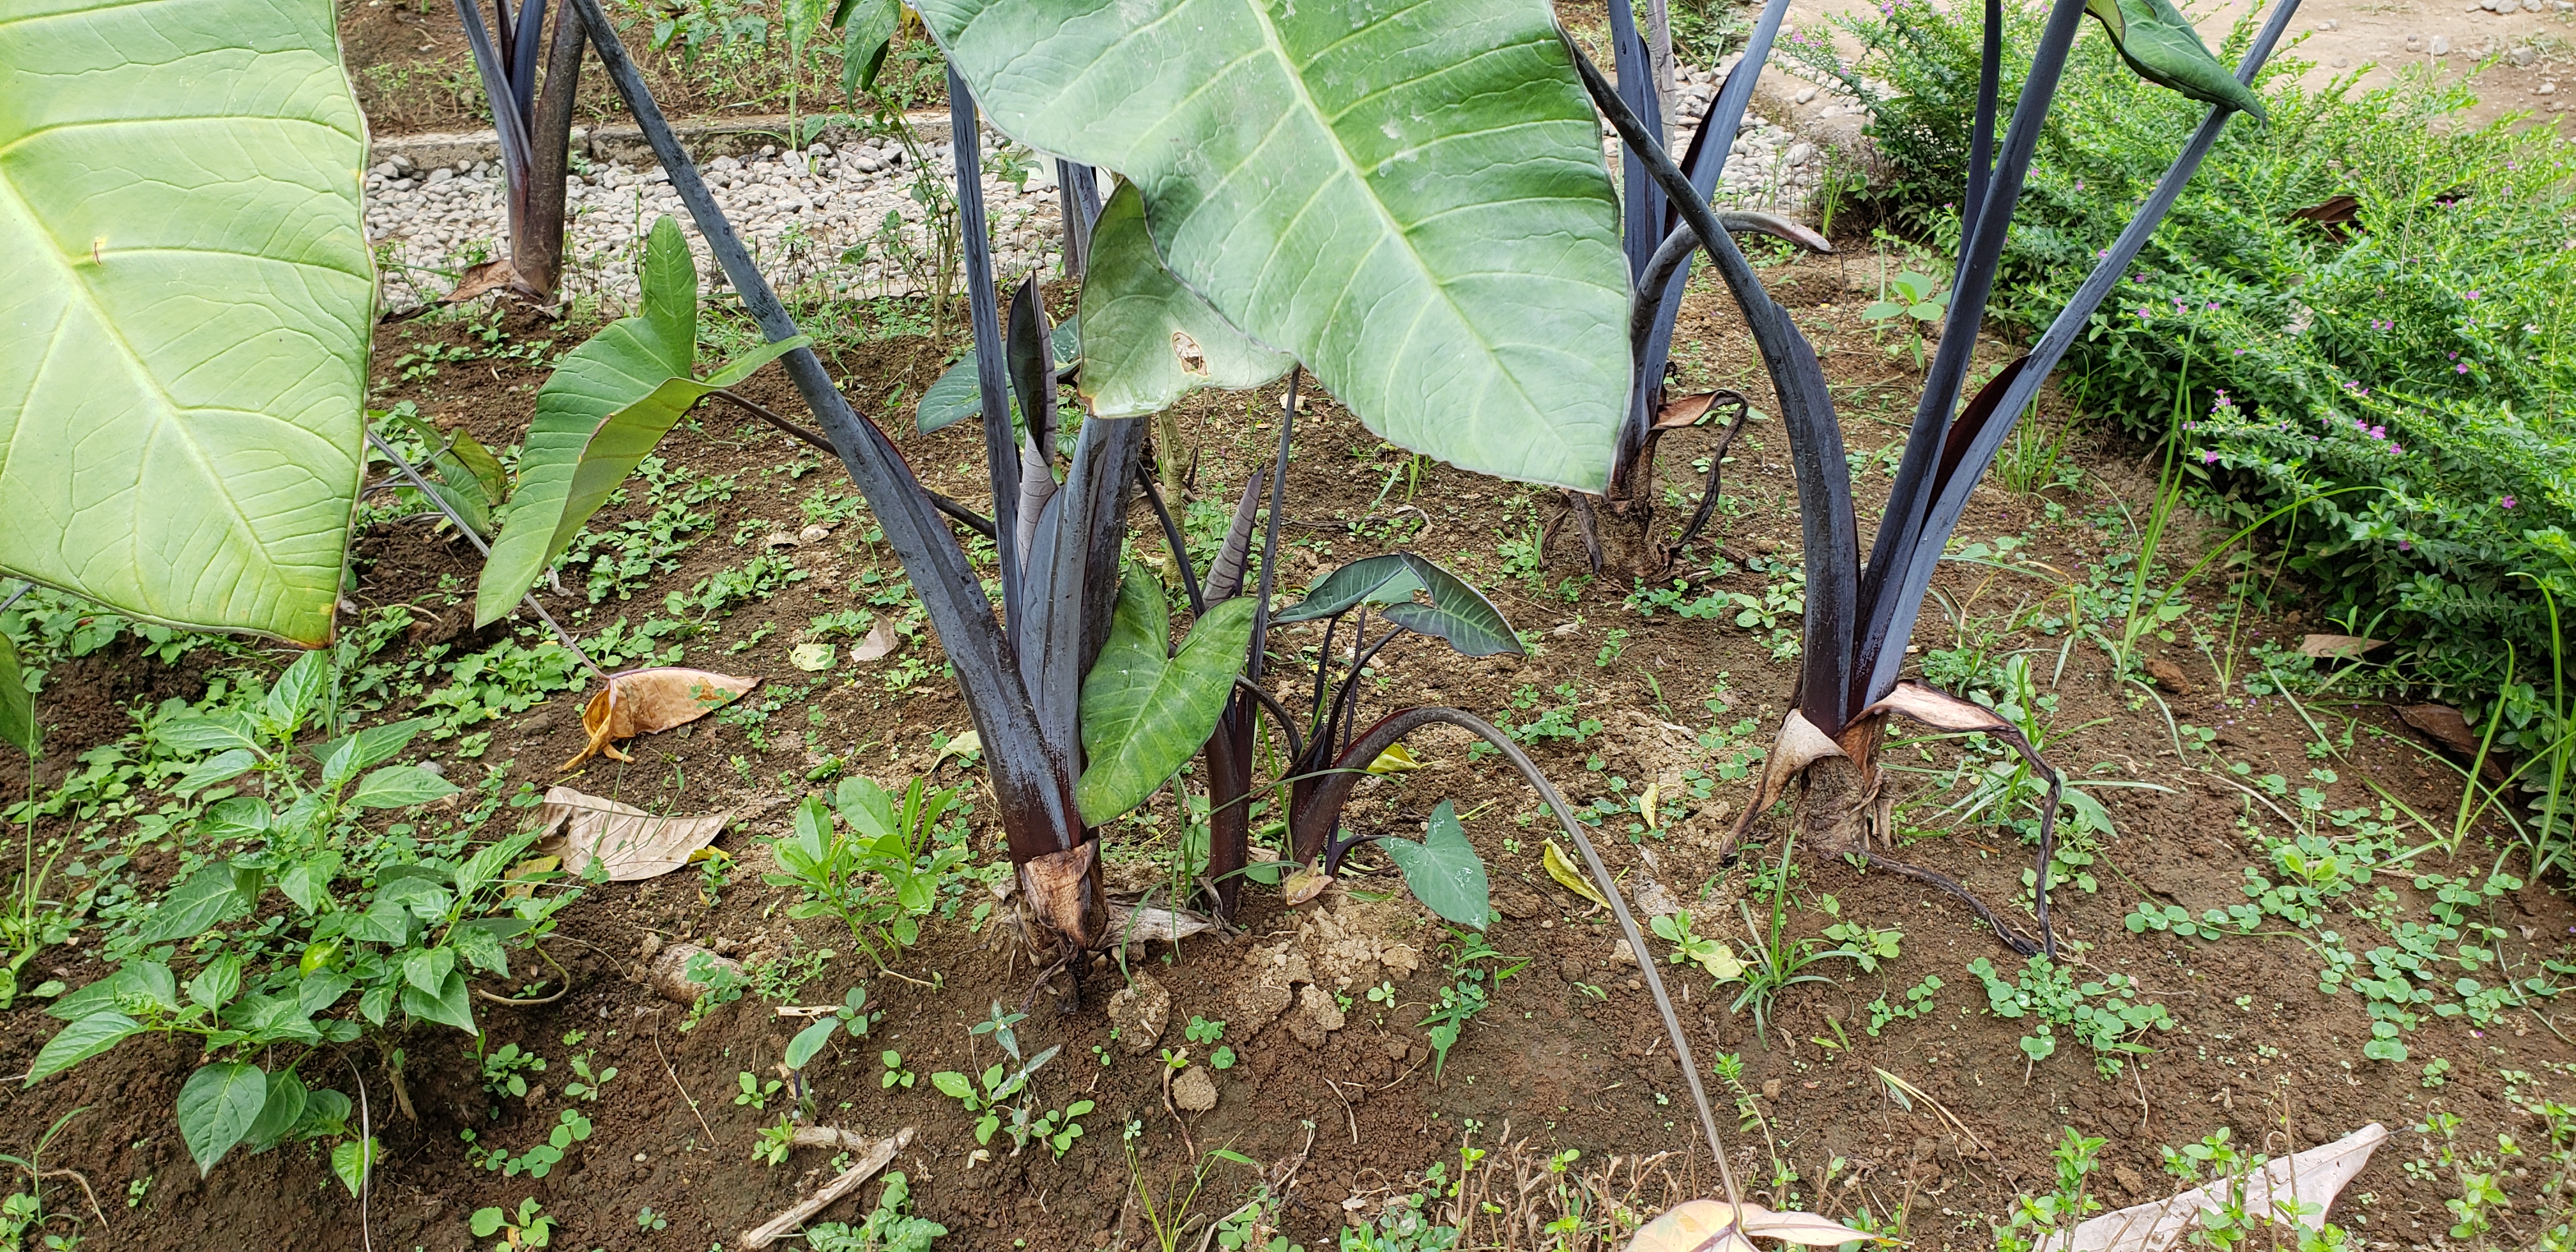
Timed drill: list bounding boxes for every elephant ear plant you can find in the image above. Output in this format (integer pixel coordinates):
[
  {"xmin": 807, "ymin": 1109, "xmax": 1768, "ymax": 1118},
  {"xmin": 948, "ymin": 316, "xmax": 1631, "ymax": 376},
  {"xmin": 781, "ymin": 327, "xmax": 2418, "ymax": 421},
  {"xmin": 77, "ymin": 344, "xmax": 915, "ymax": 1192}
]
[{"xmin": 1566, "ymin": 0, "xmax": 2303, "ymax": 958}]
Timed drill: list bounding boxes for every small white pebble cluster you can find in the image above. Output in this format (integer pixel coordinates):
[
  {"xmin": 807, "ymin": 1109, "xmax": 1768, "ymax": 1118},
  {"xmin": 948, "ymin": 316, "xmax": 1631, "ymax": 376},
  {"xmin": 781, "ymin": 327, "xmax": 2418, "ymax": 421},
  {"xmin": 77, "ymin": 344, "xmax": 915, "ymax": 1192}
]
[{"xmin": 360, "ymin": 59, "xmax": 1824, "ymax": 310}]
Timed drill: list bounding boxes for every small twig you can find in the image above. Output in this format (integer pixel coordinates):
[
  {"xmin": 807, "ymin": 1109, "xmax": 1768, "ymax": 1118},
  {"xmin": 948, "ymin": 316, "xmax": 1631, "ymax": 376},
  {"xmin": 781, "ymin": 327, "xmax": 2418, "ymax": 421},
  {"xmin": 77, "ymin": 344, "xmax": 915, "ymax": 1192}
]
[
  {"xmin": 364, "ymin": 429, "xmax": 606, "ymax": 679},
  {"xmin": 737, "ymin": 1126, "xmax": 915, "ymax": 1249},
  {"xmin": 1321, "ymin": 1076, "xmax": 1358, "ymax": 1145},
  {"xmin": 651, "ymin": 1008, "xmax": 720, "ymax": 1147},
  {"xmin": 344, "ymin": 1055, "xmax": 374, "ymax": 1252}
]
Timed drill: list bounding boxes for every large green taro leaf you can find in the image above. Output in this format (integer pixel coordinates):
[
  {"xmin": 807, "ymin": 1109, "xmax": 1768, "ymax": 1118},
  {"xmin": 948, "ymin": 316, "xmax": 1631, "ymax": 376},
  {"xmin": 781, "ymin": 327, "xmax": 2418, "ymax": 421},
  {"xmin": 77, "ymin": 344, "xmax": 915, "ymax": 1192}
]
[
  {"xmin": 0, "ymin": 0, "xmax": 373, "ymax": 645},
  {"xmin": 917, "ymin": 0, "xmax": 1629, "ymax": 492},
  {"xmin": 1077, "ymin": 181, "xmax": 1292, "ymax": 419}
]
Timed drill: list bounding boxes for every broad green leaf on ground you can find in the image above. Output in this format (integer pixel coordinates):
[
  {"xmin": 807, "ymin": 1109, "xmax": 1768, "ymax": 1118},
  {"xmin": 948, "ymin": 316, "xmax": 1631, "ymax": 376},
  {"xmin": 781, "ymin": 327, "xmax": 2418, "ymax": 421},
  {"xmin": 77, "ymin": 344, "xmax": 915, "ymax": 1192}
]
[
  {"xmin": 177, "ymin": 1060, "xmax": 268, "ymax": 1174},
  {"xmin": 348, "ymin": 763, "xmax": 461, "ymax": 809},
  {"xmin": 0, "ymin": 632, "xmax": 35, "ymax": 757},
  {"xmin": 1379, "ymin": 800, "xmax": 1491, "ymax": 929},
  {"xmin": 2083, "ymin": 0, "xmax": 2267, "ymax": 118},
  {"xmin": 1077, "ymin": 182, "xmax": 1292, "ymax": 418},
  {"xmin": 916, "ymin": 0, "xmax": 1629, "ymax": 492},
  {"xmin": 0, "ymin": 0, "xmax": 370, "ymax": 645},
  {"xmin": 1076, "ymin": 564, "xmax": 1258, "ymax": 824},
  {"xmin": 474, "ymin": 217, "xmax": 804, "ymax": 626},
  {"xmin": 916, "ymin": 317, "xmax": 1079, "ymax": 434}
]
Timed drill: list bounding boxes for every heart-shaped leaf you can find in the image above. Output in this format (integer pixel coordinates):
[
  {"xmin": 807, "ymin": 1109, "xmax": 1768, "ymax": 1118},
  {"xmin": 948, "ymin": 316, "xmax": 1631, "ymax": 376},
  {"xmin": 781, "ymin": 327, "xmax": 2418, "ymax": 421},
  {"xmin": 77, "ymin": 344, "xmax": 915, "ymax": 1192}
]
[
  {"xmin": 1077, "ymin": 181, "xmax": 1294, "ymax": 418},
  {"xmin": 1377, "ymin": 800, "xmax": 1491, "ymax": 930},
  {"xmin": 1272, "ymin": 554, "xmax": 1522, "ymax": 657},
  {"xmin": 0, "ymin": 0, "xmax": 373, "ymax": 645},
  {"xmin": 917, "ymin": 0, "xmax": 1629, "ymax": 492},
  {"xmin": 475, "ymin": 217, "xmax": 805, "ymax": 625},
  {"xmin": 177, "ymin": 1061, "xmax": 270, "ymax": 1175},
  {"xmin": 1076, "ymin": 565, "xmax": 1258, "ymax": 824}
]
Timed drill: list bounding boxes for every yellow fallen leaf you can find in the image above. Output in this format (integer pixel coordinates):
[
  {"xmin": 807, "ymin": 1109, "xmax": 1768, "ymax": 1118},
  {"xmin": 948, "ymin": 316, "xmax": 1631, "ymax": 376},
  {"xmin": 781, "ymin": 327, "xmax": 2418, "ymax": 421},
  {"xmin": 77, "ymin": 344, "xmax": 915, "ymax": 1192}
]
[
  {"xmin": 1697, "ymin": 943, "xmax": 1745, "ymax": 982},
  {"xmin": 1367, "ymin": 742, "xmax": 1424, "ymax": 774},
  {"xmin": 502, "ymin": 855, "xmax": 560, "ymax": 901},
  {"xmin": 1282, "ymin": 861, "xmax": 1332, "ymax": 906},
  {"xmin": 1543, "ymin": 840, "xmax": 1609, "ymax": 909},
  {"xmin": 1639, "ymin": 781, "xmax": 1661, "ymax": 831}
]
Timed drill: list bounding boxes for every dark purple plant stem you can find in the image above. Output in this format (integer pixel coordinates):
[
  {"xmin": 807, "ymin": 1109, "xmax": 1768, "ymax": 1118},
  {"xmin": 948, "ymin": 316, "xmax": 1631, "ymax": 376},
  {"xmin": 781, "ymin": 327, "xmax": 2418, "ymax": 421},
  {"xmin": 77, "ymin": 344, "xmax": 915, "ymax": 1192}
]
[{"xmin": 571, "ymin": 0, "xmax": 1077, "ymax": 867}]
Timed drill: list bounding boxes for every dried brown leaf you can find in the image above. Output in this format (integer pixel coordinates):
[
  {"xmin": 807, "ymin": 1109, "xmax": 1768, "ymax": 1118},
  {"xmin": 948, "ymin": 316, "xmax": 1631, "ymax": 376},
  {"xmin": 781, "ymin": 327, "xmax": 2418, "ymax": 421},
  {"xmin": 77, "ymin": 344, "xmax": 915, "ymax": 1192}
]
[
  {"xmin": 564, "ymin": 667, "xmax": 759, "ymax": 769},
  {"xmin": 1626, "ymin": 1198, "xmax": 1881, "ymax": 1251},
  {"xmin": 2398, "ymin": 703, "xmax": 2479, "ymax": 754},
  {"xmin": 2298, "ymin": 633, "xmax": 2383, "ymax": 660},
  {"xmin": 849, "ymin": 617, "xmax": 899, "ymax": 663},
  {"xmin": 533, "ymin": 784, "xmax": 732, "ymax": 882},
  {"xmin": 446, "ymin": 257, "xmax": 532, "ymax": 303},
  {"xmin": 2069, "ymin": 1123, "xmax": 2385, "ymax": 1250}
]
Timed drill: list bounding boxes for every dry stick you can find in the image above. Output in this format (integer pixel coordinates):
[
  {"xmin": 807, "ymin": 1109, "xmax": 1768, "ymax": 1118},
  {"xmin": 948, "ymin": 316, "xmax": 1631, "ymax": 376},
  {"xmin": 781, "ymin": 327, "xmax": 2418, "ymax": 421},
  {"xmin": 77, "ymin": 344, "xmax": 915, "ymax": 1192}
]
[
  {"xmin": 703, "ymin": 390, "xmax": 997, "ymax": 539},
  {"xmin": 650, "ymin": 1008, "xmax": 720, "ymax": 1147},
  {"xmin": 364, "ymin": 430, "xmax": 606, "ymax": 678},
  {"xmin": 737, "ymin": 1126, "xmax": 916, "ymax": 1249},
  {"xmin": 343, "ymin": 1053, "xmax": 376, "ymax": 1252}
]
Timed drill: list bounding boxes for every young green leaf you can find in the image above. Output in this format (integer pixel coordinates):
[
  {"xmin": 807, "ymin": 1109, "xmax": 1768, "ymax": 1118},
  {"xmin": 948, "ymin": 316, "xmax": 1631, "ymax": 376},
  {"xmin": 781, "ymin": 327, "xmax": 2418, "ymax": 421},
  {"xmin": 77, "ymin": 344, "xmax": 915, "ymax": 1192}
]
[
  {"xmin": 332, "ymin": 1137, "xmax": 376, "ymax": 1197},
  {"xmin": 133, "ymin": 861, "xmax": 255, "ymax": 945},
  {"xmin": 24, "ymin": 1012, "xmax": 141, "ymax": 1085},
  {"xmin": 176, "ymin": 1060, "xmax": 270, "ymax": 1174},
  {"xmin": 786, "ymin": 1016, "xmax": 844, "ymax": 1069},
  {"xmin": 243, "ymin": 1067, "xmax": 309, "ymax": 1153},
  {"xmin": 347, "ymin": 763, "xmax": 461, "ymax": 809},
  {"xmin": 474, "ymin": 217, "xmax": 807, "ymax": 626},
  {"xmin": 1377, "ymin": 800, "xmax": 1492, "ymax": 930},
  {"xmin": 838, "ymin": 0, "xmax": 900, "ymax": 96},
  {"xmin": 1076, "ymin": 181, "xmax": 1293, "ymax": 418},
  {"xmin": 916, "ymin": 318, "xmax": 1079, "ymax": 435},
  {"xmin": 400, "ymin": 968, "xmax": 477, "ymax": 1035},
  {"xmin": 1075, "ymin": 565, "xmax": 1258, "ymax": 825}
]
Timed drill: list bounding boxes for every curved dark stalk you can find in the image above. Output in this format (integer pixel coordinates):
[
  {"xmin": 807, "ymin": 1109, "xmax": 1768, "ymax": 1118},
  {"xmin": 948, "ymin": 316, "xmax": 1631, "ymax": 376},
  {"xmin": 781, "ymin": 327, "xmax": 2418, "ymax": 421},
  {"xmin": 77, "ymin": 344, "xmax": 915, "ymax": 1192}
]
[
  {"xmin": 365, "ymin": 429, "xmax": 605, "ymax": 679},
  {"xmin": 1287, "ymin": 706, "xmax": 1739, "ymax": 1207},
  {"xmin": 1667, "ymin": 391, "xmax": 1752, "ymax": 555},
  {"xmin": 1572, "ymin": 44, "xmax": 1859, "ymax": 731},
  {"xmin": 1312, "ymin": 626, "xmax": 1409, "ymax": 771},
  {"xmin": 574, "ymin": 0, "xmax": 1082, "ymax": 873},
  {"xmin": 1848, "ymin": 0, "xmax": 2096, "ymax": 717},
  {"xmin": 1629, "ymin": 214, "xmax": 1834, "ymax": 373},
  {"xmin": 705, "ymin": 390, "xmax": 996, "ymax": 538},
  {"xmin": 1855, "ymin": 852, "xmax": 2039, "ymax": 956},
  {"xmin": 1246, "ymin": 372, "xmax": 1298, "ymax": 686},
  {"xmin": 1232, "ymin": 676, "xmax": 1305, "ymax": 765},
  {"xmin": 1565, "ymin": 491, "xmax": 1605, "ymax": 574},
  {"xmin": 1133, "ymin": 459, "xmax": 1206, "ymax": 617}
]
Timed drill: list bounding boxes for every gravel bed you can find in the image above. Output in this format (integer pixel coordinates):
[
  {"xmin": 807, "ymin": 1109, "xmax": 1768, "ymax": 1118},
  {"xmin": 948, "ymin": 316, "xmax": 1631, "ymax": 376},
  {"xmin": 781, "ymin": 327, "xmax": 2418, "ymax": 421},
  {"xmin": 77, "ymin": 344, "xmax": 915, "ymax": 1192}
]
[{"xmin": 364, "ymin": 61, "xmax": 1825, "ymax": 312}]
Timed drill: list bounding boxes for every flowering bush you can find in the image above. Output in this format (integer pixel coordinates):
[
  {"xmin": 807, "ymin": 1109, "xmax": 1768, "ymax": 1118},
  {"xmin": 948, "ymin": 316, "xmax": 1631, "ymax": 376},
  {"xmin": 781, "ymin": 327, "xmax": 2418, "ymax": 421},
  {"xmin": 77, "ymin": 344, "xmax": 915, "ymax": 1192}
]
[{"xmin": 1798, "ymin": 0, "xmax": 2576, "ymax": 743}]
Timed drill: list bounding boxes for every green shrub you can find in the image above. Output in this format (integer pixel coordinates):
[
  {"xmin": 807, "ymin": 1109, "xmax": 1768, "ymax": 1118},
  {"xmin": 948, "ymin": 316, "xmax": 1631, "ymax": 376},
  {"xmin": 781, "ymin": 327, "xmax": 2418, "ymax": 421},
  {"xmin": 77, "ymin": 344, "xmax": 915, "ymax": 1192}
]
[{"xmin": 1797, "ymin": 0, "xmax": 2576, "ymax": 750}]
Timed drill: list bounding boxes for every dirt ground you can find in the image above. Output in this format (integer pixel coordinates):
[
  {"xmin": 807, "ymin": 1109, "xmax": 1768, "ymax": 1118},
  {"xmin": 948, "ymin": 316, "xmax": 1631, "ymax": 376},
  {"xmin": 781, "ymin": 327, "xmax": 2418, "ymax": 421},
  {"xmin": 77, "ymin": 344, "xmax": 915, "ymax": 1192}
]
[{"xmin": 6, "ymin": 241, "xmax": 2576, "ymax": 1251}]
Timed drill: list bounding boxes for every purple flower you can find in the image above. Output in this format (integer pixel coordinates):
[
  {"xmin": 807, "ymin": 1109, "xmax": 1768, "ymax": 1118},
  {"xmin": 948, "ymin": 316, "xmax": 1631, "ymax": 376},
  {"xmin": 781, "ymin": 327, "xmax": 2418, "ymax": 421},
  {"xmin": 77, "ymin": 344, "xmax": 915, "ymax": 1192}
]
[
  {"xmin": 2466, "ymin": 291, "xmax": 2482, "ymax": 301},
  {"xmin": 2369, "ymin": 426, "xmax": 2385, "ymax": 439},
  {"xmin": 2457, "ymin": 363, "xmax": 2471, "ymax": 374},
  {"xmin": 2400, "ymin": 539, "xmax": 2412, "ymax": 551},
  {"xmin": 2202, "ymin": 450, "xmax": 2220, "ymax": 464},
  {"xmin": 2503, "ymin": 496, "xmax": 2518, "ymax": 509},
  {"xmin": 2389, "ymin": 443, "xmax": 2404, "ymax": 454}
]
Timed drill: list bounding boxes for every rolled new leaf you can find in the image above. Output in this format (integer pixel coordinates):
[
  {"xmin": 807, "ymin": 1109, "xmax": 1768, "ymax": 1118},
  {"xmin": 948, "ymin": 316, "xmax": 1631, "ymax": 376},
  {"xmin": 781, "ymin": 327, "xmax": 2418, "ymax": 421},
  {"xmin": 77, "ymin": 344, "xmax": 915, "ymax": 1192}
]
[
  {"xmin": 474, "ymin": 217, "xmax": 804, "ymax": 625},
  {"xmin": 916, "ymin": 0, "xmax": 1630, "ymax": 492},
  {"xmin": 1076, "ymin": 565, "xmax": 1257, "ymax": 825},
  {"xmin": 0, "ymin": 0, "xmax": 373, "ymax": 645},
  {"xmin": 1077, "ymin": 182, "xmax": 1293, "ymax": 418},
  {"xmin": 2085, "ymin": 0, "xmax": 2268, "ymax": 119}
]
